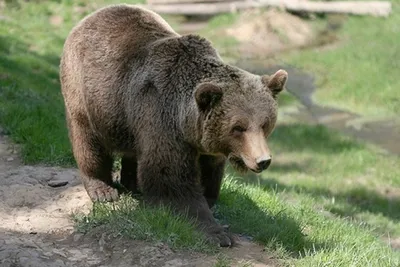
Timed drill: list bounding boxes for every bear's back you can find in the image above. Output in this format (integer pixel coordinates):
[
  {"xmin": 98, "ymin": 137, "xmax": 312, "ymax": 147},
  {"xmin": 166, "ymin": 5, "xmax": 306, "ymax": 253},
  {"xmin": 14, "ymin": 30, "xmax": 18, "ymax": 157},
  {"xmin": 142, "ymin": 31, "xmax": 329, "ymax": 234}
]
[{"xmin": 63, "ymin": 4, "xmax": 179, "ymax": 68}]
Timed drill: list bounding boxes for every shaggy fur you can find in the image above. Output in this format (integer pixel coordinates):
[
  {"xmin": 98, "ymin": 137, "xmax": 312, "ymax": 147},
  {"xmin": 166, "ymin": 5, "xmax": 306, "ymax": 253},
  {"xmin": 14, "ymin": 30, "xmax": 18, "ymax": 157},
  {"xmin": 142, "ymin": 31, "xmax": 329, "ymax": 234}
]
[{"xmin": 60, "ymin": 4, "xmax": 287, "ymax": 247}]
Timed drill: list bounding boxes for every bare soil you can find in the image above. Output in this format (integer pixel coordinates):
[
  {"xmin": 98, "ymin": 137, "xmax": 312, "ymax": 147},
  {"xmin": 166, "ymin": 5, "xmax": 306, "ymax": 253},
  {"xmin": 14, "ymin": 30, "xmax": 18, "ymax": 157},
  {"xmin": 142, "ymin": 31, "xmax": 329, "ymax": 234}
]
[
  {"xmin": 179, "ymin": 8, "xmax": 341, "ymax": 62},
  {"xmin": 225, "ymin": 8, "xmax": 316, "ymax": 59},
  {"xmin": 0, "ymin": 130, "xmax": 277, "ymax": 266}
]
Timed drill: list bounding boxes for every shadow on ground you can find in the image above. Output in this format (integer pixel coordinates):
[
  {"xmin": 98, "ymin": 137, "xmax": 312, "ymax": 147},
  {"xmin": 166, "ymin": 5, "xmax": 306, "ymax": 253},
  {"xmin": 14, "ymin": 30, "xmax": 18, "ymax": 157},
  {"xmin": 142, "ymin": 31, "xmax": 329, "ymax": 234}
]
[
  {"xmin": 270, "ymin": 123, "xmax": 363, "ymax": 154},
  {"xmin": 256, "ymin": 177, "xmax": 400, "ymax": 222},
  {"xmin": 216, "ymin": 185, "xmax": 330, "ymax": 258}
]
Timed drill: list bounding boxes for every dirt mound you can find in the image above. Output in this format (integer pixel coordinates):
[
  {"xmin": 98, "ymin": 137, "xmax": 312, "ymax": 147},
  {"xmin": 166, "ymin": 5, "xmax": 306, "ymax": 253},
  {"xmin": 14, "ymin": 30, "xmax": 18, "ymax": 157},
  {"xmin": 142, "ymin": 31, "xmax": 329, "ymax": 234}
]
[{"xmin": 226, "ymin": 8, "xmax": 316, "ymax": 58}]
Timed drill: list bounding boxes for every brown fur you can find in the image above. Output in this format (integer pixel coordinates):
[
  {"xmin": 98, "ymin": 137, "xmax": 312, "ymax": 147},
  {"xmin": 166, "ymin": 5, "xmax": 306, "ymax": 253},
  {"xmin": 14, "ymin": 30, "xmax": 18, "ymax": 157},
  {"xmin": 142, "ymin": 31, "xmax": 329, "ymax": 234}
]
[{"xmin": 59, "ymin": 4, "xmax": 287, "ymax": 247}]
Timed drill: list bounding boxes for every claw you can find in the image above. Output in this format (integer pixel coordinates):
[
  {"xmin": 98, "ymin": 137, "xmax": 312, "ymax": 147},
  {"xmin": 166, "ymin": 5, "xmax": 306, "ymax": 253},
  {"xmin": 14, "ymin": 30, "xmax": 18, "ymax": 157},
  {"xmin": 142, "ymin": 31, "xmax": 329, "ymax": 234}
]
[
  {"xmin": 86, "ymin": 180, "xmax": 120, "ymax": 202},
  {"xmin": 205, "ymin": 225, "xmax": 234, "ymax": 248}
]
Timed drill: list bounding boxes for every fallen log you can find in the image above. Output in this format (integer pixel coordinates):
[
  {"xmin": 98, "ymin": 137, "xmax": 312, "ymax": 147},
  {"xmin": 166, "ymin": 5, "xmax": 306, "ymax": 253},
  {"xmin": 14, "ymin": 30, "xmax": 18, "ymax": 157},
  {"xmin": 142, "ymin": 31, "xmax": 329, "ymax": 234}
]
[
  {"xmin": 147, "ymin": 0, "xmax": 230, "ymax": 3},
  {"xmin": 285, "ymin": 1, "xmax": 392, "ymax": 17},
  {"xmin": 141, "ymin": 1, "xmax": 392, "ymax": 17}
]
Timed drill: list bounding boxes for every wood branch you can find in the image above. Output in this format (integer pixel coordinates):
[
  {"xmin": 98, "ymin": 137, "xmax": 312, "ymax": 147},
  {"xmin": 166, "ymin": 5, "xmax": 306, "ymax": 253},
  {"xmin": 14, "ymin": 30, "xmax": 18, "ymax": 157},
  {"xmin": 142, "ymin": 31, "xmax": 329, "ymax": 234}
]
[
  {"xmin": 140, "ymin": 1, "xmax": 392, "ymax": 17},
  {"xmin": 285, "ymin": 1, "xmax": 392, "ymax": 17}
]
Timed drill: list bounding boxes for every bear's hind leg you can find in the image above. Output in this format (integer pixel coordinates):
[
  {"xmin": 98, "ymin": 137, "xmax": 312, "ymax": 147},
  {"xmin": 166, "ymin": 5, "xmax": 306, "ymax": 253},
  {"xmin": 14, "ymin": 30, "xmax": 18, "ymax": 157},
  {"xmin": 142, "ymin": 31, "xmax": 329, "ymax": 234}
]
[
  {"xmin": 120, "ymin": 155, "xmax": 140, "ymax": 194},
  {"xmin": 199, "ymin": 155, "xmax": 226, "ymax": 208},
  {"xmin": 68, "ymin": 117, "xmax": 119, "ymax": 202}
]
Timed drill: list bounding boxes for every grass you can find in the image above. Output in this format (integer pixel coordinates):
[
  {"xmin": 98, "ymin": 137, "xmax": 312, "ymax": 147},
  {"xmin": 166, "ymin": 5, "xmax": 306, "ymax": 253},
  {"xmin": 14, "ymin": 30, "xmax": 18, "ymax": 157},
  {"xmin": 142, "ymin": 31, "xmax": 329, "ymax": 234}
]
[
  {"xmin": 218, "ymin": 176, "xmax": 400, "ymax": 266},
  {"xmin": 73, "ymin": 195, "xmax": 215, "ymax": 253},
  {"xmin": 1, "ymin": 0, "xmax": 400, "ymax": 266},
  {"xmin": 264, "ymin": 122, "xmax": 400, "ymax": 239}
]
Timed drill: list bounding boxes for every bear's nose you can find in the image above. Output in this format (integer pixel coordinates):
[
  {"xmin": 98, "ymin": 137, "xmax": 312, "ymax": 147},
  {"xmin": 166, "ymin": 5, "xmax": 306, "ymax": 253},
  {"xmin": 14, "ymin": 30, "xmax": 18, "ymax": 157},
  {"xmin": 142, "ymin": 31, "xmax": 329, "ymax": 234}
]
[{"xmin": 256, "ymin": 157, "xmax": 272, "ymax": 171}]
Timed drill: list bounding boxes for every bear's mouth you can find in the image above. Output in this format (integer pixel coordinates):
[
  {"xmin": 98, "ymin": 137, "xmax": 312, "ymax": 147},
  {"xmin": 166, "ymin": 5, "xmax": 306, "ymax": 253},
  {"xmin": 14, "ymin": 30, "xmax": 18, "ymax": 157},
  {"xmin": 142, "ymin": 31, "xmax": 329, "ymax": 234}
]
[
  {"xmin": 228, "ymin": 155, "xmax": 263, "ymax": 174},
  {"xmin": 228, "ymin": 156, "xmax": 248, "ymax": 173}
]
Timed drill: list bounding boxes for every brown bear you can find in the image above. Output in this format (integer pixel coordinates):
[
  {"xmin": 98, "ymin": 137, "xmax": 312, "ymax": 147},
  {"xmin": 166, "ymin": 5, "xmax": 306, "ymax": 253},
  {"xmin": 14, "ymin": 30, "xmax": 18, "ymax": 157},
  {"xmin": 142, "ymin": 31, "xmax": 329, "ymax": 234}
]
[{"xmin": 59, "ymin": 4, "xmax": 287, "ymax": 247}]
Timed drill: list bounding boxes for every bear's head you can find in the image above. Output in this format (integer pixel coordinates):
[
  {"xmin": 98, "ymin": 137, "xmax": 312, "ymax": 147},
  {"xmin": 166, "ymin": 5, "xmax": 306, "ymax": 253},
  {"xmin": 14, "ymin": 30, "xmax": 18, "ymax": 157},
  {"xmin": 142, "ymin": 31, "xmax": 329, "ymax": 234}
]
[{"xmin": 195, "ymin": 68, "xmax": 287, "ymax": 173}]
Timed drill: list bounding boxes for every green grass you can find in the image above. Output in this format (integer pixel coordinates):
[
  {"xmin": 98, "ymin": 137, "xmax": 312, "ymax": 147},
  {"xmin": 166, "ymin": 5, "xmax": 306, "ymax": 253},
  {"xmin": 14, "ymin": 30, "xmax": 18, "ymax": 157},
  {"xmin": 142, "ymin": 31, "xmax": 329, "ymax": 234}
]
[
  {"xmin": 281, "ymin": 1, "xmax": 400, "ymax": 117},
  {"xmin": 218, "ymin": 176, "xmax": 400, "ymax": 266},
  {"xmin": 73, "ymin": 194, "xmax": 215, "ymax": 253},
  {"xmin": 264, "ymin": 122, "xmax": 400, "ymax": 239},
  {"xmin": 1, "ymin": 1, "xmax": 400, "ymax": 266}
]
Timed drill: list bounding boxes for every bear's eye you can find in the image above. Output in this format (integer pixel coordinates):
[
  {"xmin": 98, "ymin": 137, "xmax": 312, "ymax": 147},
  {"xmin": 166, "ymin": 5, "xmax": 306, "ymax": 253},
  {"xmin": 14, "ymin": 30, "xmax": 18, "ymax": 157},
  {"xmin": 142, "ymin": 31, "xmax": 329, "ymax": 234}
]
[
  {"xmin": 232, "ymin": 125, "xmax": 246, "ymax": 135},
  {"xmin": 262, "ymin": 122, "xmax": 268, "ymax": 130}
]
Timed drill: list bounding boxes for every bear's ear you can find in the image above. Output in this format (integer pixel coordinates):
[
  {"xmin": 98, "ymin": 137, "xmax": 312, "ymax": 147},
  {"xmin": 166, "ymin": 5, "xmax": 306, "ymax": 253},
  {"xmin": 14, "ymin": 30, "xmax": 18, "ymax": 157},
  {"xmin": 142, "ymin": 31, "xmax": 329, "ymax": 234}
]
[
  {"xmin": 195, "ymin": 83, "xmax": 223, "ymax": 112},
  {"xmin": 261, "ymin": 69, "xmax": 288, "ymax": 98}
]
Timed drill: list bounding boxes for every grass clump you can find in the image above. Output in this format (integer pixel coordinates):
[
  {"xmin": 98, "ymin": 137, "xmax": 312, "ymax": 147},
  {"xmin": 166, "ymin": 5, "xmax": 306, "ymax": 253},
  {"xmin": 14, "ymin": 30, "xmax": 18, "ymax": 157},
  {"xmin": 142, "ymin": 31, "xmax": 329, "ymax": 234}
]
[{"xmin": 74, "ymin": 194, "xmax": 216, "ymax": 253}]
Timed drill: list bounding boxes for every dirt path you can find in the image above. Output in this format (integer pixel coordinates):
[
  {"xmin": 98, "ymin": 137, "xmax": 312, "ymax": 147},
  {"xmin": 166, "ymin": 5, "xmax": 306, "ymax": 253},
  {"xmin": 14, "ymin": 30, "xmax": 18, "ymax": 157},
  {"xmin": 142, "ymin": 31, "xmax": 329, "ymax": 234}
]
[{"xmin": 0, "ymin": 129, "xmax": 276, "ymax": 267}]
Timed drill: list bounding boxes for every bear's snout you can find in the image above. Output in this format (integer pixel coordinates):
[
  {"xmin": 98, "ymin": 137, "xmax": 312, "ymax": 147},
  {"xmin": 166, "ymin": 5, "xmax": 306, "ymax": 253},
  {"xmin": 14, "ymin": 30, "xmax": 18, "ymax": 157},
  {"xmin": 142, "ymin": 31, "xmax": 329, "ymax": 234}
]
[
  {"xmin": 237, "ymin": 132, "xmax": 272, "ymax": 173},
  {"xmin": 256, "ymin": 156, "xmax": 272, "ymax": 172}
]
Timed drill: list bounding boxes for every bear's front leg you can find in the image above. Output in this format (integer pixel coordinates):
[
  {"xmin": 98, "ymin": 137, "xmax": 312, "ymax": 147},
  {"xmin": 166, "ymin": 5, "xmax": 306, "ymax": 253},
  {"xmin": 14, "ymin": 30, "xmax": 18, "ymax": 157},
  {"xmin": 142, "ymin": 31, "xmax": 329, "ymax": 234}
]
[
  {"xmin": 68, "ymin": 117, "xmax": 119, "ymax": 202},
  {"xmin": 137, "ymin": 148, "xmax": 233, "ymax": 247},
  {"xmin": 183, "ymin": 196, "xmax": 233, "ymax": 247},
  {"xmin": 199, "ymin": 154, "xmax": 226, "ymax": 208}
]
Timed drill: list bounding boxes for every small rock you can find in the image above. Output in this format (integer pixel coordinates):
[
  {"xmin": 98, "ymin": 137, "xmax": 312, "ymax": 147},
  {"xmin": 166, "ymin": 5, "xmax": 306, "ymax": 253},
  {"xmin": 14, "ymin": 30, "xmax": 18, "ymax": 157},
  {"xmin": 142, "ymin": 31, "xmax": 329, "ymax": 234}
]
[
  {"xmin": 73, "ymin": 234, "xmax": 83, "ymax": 242},
  {"xmin": 47, "ymin": 181, "xmax": 69, "ymax": 188},
  {"xmin": 42, "ymin": 251, "xmax": 53, "ymax": 258},
  {"xmin": 6, "ymin": 157, "xmax": 14, "ymax": 162},
  {"xmin": 99, "ymin": 233, "xmax": 106, "ymax": 251},
  {"xmin": 163, "ymin": 259, "xmax": 188, "ymax": 267},
  {"xmin": 240, "ymin": 234, "xmax": 254, "ymax": 241},
  {"xmin": 53, "ymin": 249, "xmax": 68, "ymax": 258},
  {"xmin": 53, "ymin": 259, "xmax": 66, "ymax": 267}
]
